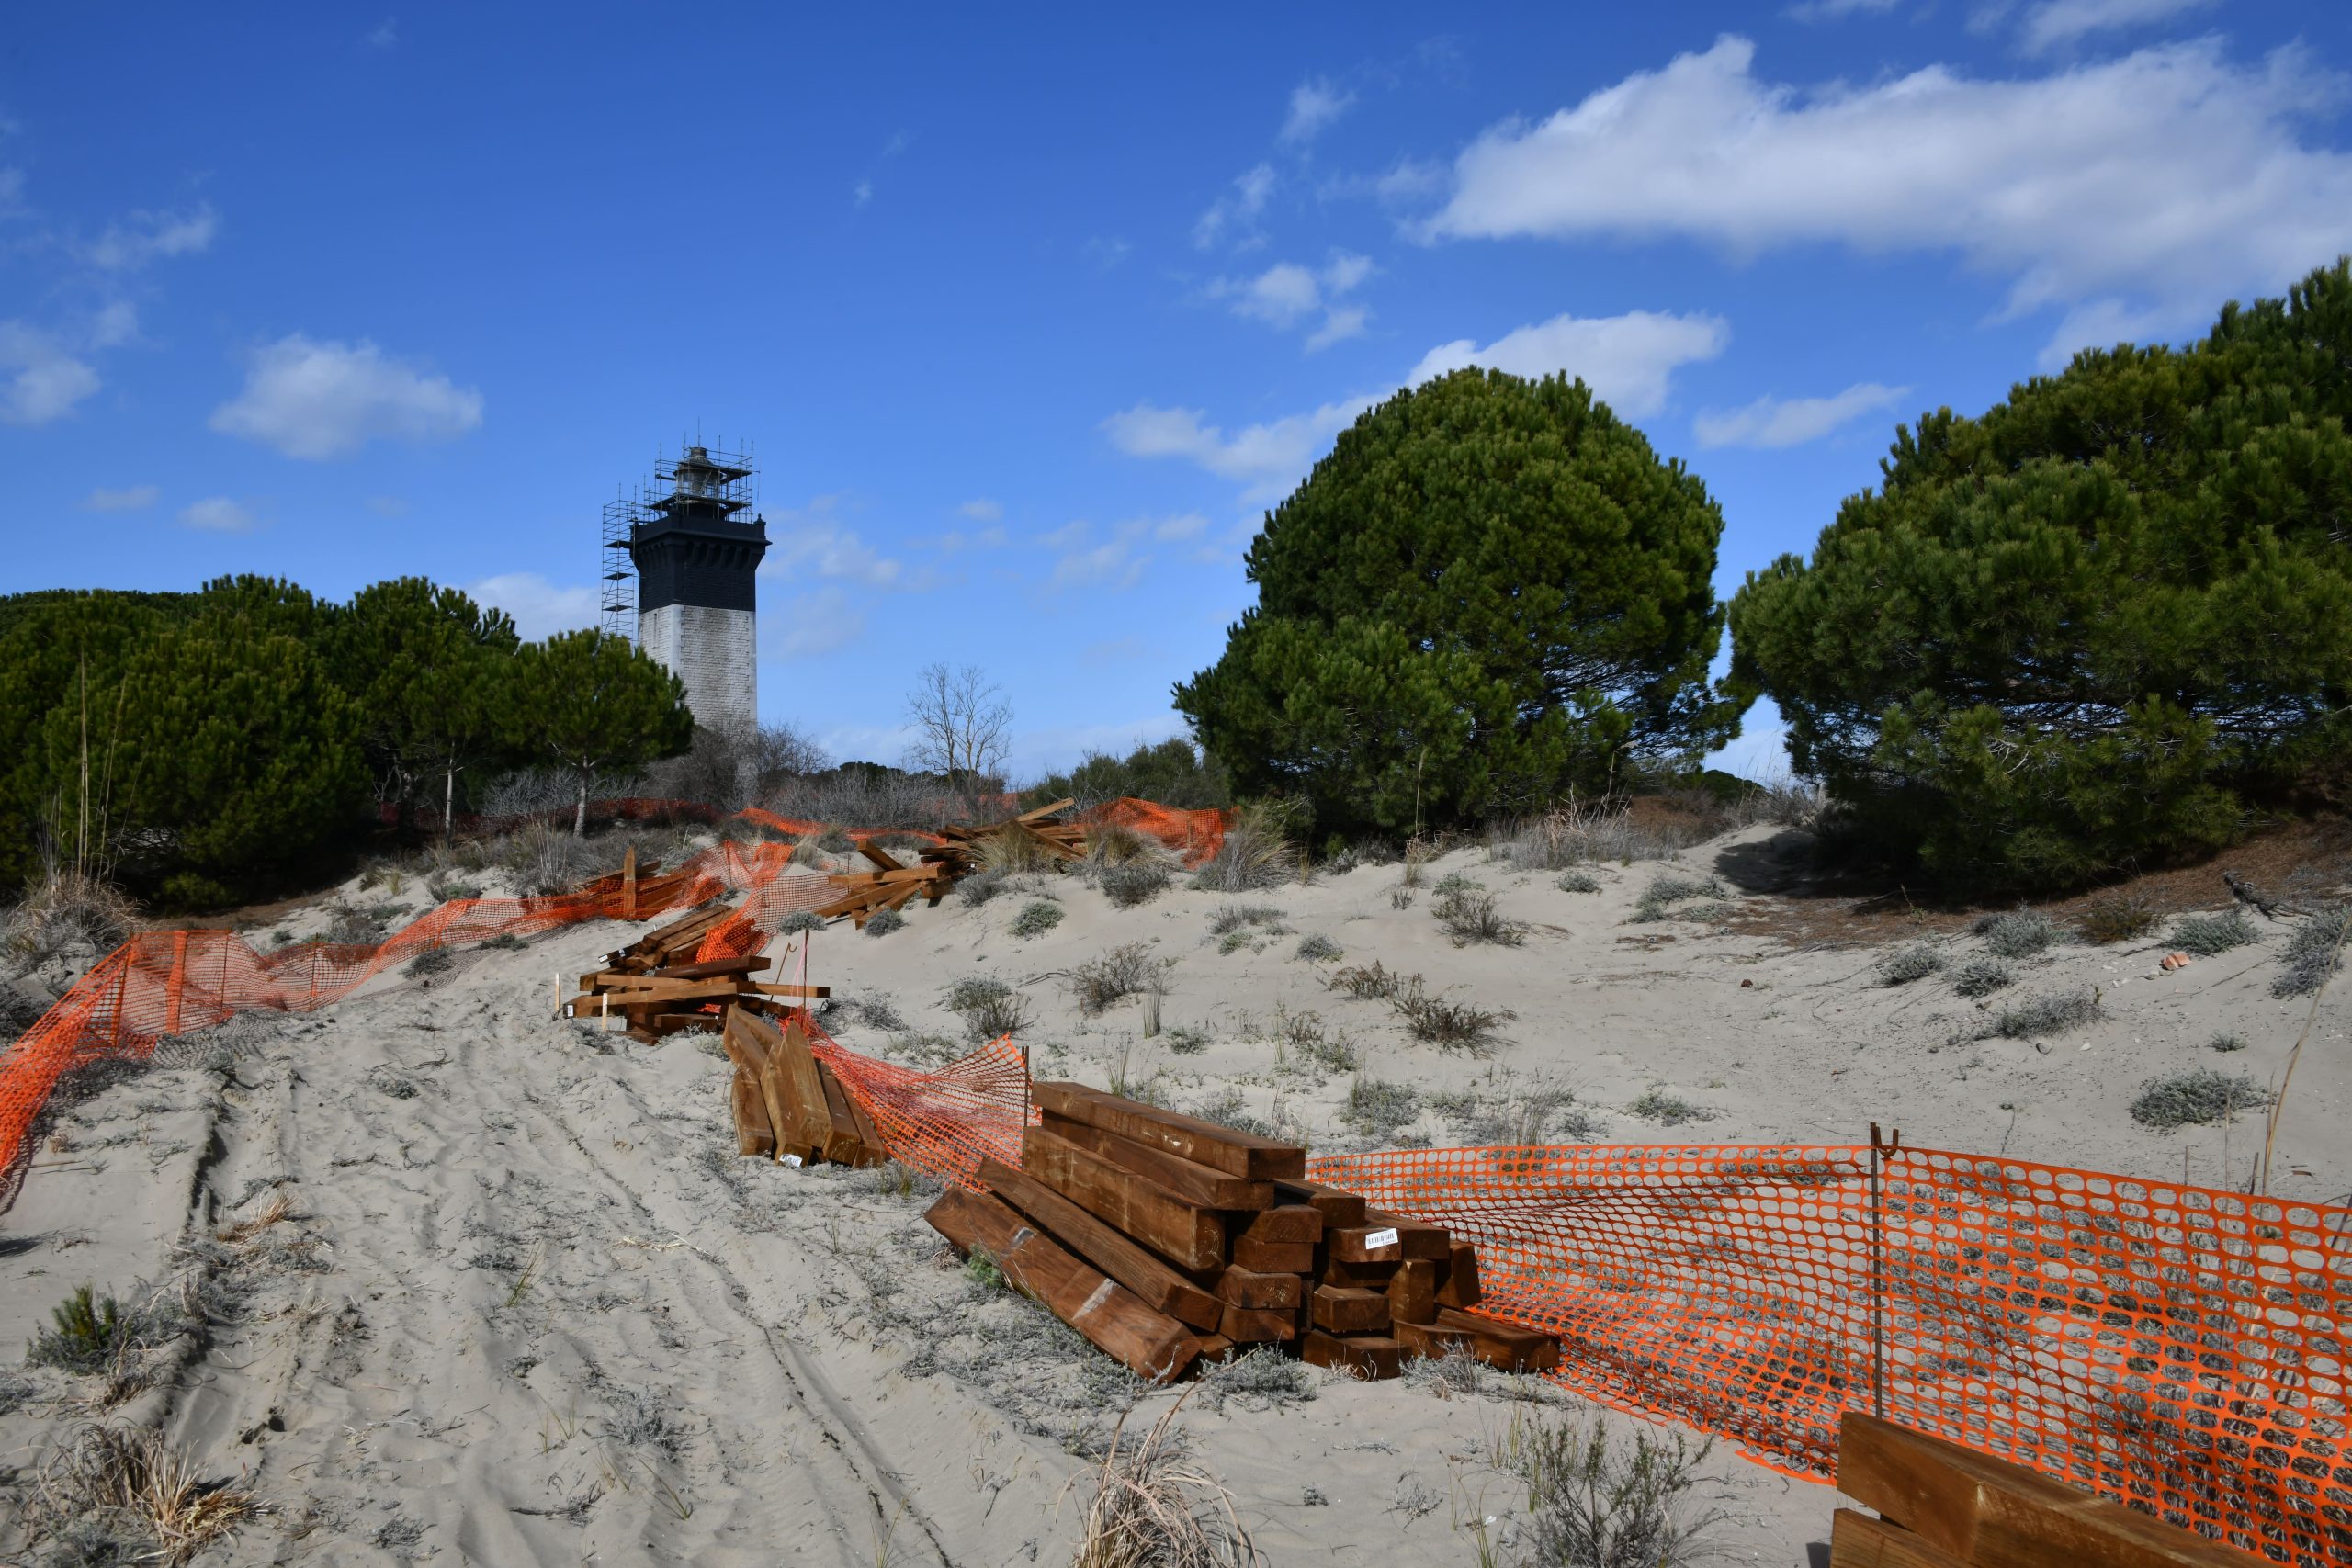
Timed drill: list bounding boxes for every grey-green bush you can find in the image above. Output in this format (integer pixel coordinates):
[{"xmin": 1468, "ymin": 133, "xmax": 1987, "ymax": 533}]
[
  {"xmin": 1011, "ymin": 899, "xmax": 1063, "ymax": 938},
  {"xmin": 1976, "ymin": 909, "xmax": 2062, "ymax": 959},
  {"xmin": 863, "ymin": 908, "xmax": 906, "ymax": 937},
  {"xmin": 1951, "ymin": 957, "xmax": 2014, "ymax": 998},
  {"xmin": 1993, "ymin": 987, "xmax": 2099, "ymax": 1038},
  {"xmin": 2272, "ymin": 904, "xmax": 2350, "ymax": 998},
  {"xmin": 2171, "ymin": 908, "xmax": 2256, "ymax": 956},
  {"xmin": 1877, "ymin": 945, "xmax": 1944, "ymax": 986},
  {"xmin": 2130, "ymin": 1069, "xmax": 2267, "ymax": 1129}
]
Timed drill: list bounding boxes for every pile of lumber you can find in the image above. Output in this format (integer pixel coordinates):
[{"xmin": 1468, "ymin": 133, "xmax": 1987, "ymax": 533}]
[
  {"xmin": 558, "ymin": 900, "xmax": 826, "ymax": 1043},
  {"xmin": 1832, "ymin": 1411, "xmax": 2264, "ymax": 1567},
  {"xmin": 923, "ymin": 1081, "xmax": 1559, "ymax": 1384},
  {"xmin": 814, "ymin": 800, "xmax": 1086, "ymax": 928},
  {"xmin": 718, "ymin": 1003, "xmax": 886, "ymax": 1168}
]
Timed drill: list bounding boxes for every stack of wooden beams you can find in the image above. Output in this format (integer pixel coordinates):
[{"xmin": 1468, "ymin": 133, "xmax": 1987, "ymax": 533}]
[
  {"xmin": 1831, "ymin": 1411, "xmax": 2264, "ymax": 1567},
  {"xmin": 922, "ymin": 1081, "xmax": 1559, "ymax": 1384},
  {"xmin": 718, "ymin": 1003, "xmax": 887, "ymax": 1168},
  {"xmin": 558, "ymin": 900, "xmax": 827, "ymax": 1043},
  {"xmin": 813, "ymin": 800, "xmax": 1088, "ymax": 928}
]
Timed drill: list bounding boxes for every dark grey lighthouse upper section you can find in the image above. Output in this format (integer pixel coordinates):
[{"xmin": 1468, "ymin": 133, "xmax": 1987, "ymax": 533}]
[
  {"xmin": 629, "ymin": 513, "xmax": 768, "ymax": 613},
  {"xmin": 628, "ymin": 445, "xmax": 768, "ymax": 614}
]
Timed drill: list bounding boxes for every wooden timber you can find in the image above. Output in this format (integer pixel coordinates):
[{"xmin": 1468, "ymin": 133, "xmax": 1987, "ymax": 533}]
[
  {"xmin": 1033, "ymin": 1081, "xmax": 1306, "ymax": 1181},
  {"xmin": 977, "ymin": 1156, "xmax": 1223, "ymax": 1331},
  {"xmin": 1038, "ymin": 1111, "xmax": 1274, "ymax": 1209},
  {"xmin": 1300, "ymin": 1330, "xmax": 1404, "ymax": 1381},
  {"xmin": 1019, "ymin": 1127, "xmax": 1227, "ymax": 1271}
]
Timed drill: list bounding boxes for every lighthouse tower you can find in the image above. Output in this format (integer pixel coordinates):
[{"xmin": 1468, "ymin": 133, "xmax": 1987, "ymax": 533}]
[{"xmin": 628, "ymin": 444, "xmax": 767, "ymax": 736}]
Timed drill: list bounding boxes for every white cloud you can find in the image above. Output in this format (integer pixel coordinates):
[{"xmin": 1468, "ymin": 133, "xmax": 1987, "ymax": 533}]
[
  {"xmin": 1102, "ymin": 397, "xmax": 1376, "ymax": 505},
  {"xmin": 763, "ymin": 524, "xmax": 908, "ymax": 588},
  {"xmin": 763, "ymin": 586, "xmax": 865, "ymax": 660},
  {"xmin": 468, "ymin": 572, "xmax": 598, "ymax": 639},
  {"xmin": 1694, "ymin": 381, "xmax": 1909, "ymax": 448},
  {"xmin": 179, "ymin": 497, "xmax": 256, "ymax": 533},
  {"xmin": 1281, "ymin": 79, "xmax": 1355, "ymax": 144},
  {"xmin": 1153, "ymin": 513, "xmax": 1209, "ymax": 541},
  {"xmin": 957, "ymin": 497, "xmax": 1003, "ymax": 523},
  {"xmin": 932, "ymin": 525, "xmax": 1007, "ymax": 552},
  {"xmin": 1193, "ymin": 163, "xmax": 1276, "ymax": 249},
  {"xmin": 1083, "ymin": 236, "xmax": 1132, "ymax": 270},
  {"xmin": 90, "ymin": 301, "xmax": 140, "ymax": 348},
  {"xmin": 1216, "ymin": 252, "xmax": 1374, "ymax": 348},
  {"xmin": 209, "ymin": 334, "xmax": 482, "ymax": 459},
  {"xmin": 368, "ymin": 17, "xmax": 398, "ymax": 48},
  {"xmin": 82, "ymin": 484, "xmax": 159, "ymax": 512},
  {"xmin": 2016, "ymin": 0, "xmax": 2216, "ymax": 54},
  {"xmin": 87, "ymin": 203, "xmax": 219, "ymax": 270},
  {"xmin": 853, "ymin": 179, "xmax": 873, "ymax": 208},
  {"xmin": 1048, "ymin": 523, "xmax": 1151, "ymax": 592},
  {"xmin": 0, "ymin": 322, "xmax": 100, "ymax": 425},
  {"xmin": 1407, "ymin": 310, "xmax": 1729, "ymax": 418},
  {"xmin": 1785, "ymin": 0, "xmax": 1898, "ymax": 20},
  {"xmin": 1425, "ymin": 37, "xmax": 2352, "ymax": 364}
]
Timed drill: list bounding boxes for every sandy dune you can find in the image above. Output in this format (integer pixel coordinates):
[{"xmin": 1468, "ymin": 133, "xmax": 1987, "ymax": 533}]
[{"xmin": 2, "ymin": 823, "xmax": 2341, "ymax": 1564}]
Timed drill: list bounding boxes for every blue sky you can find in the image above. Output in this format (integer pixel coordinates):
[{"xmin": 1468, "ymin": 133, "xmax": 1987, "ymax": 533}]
[{"xmin": 6, "ymin": 1, "xmax": 2348, "ymax": 782}]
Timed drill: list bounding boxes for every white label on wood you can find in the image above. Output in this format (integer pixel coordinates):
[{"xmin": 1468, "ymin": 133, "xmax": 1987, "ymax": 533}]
[
  {"xmin": 782, "ymin": 1154, "xmax": 804, "ymax": 1168},
  {"xmin": 1365, "ymin": 1227, "xmax": 1400, "ymax": 1249},
  {"xmin": 1073, "ymin": 1278, "xmax": 1118, "ymax": 1323}
]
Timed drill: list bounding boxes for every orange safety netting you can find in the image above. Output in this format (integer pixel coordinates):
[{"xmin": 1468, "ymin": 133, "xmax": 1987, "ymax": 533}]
[
  {"xmin": 1079, "ymin": 796, "xmax": 1231, "ymax": 868},
  {"xmin": 5, "ymin": 813, "xmax": 2346, "ymax": 1564}
]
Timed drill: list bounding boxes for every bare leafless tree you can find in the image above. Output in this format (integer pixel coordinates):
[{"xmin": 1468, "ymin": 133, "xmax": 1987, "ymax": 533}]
[{"xmin": 904, "ymin": 662, "xmax": 1012, "ymax": 806}]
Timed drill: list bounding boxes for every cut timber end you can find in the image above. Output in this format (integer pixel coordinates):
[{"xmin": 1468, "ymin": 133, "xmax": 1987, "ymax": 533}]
[{"xmin": 1300, "ymin": 1330, "xmax": 1404, "ymax": 1381}]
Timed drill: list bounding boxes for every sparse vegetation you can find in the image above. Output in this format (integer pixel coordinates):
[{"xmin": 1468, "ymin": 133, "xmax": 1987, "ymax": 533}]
[
  {"xmin": 1271, "ymin": 1007, "xmax": 1358, "ymax": 1073},
  {"xmin": 1070, "ymin": 942, "xmax": 1172, "ymax": 1014},
  {"xmin": 1165, "ymin": 1024, "xmax": 1211, "ymax": 1055},
  {"xmin": 2208, "ymin": 1031, "xmax": 2247, "ymax": 1053},
  {"xmin": 1068, "ymin": 1399, "xmax": 1257, "ymax": 1568},
  {"xmin": 1481, "ymin": 1406, "xmax": 1720, "ymax": 1568},
  {"xmin": 1338, "ymin": 1075, "xmax": 1420, "ymax": 1141},
  {"xmin": 1012, "ymin": 899, "xmax": 1064, "ymax": 939},
  {"xmin": 778, "ymin": 908, "xmax": 827, "ymax": 935},
  {"xmin": 1189, "ymin": 801, "xmax": 1293, "ymax": 892},
  {"xmin": 1951, "ymin": 957, "xmax": 2014, "ymax": 998},
  {"xmin": 480, "ymin": 931, "xmax": 527, "ymax": 951},
  {"xmin": 1392, "ymin": 975, "xmax": 1512, "ymax": 1051},
  {"xmin": 956, "ymin": 869, "xmax": 1007, "ymax": 907},
  {"xmin": 17, "ymin": 1421, "xmax": 258, "ymax": 1566},
  {"xmin": 1294, "ymin": 932, "xmax": 1341, "ymax": 964},
  {"xmin": 2077, "ymin": 894, "xmax": 2159, "ymax": 944},
  {"xmin": 1433, "ymin": 885, "xmax": 1526, "ymax": 946},
  {"xmin": 1627, "ymin": 1087, "xmax": 1713, "ymax": 1126},
  {"xmin": 1209, "ymin": 903, "xmax": 1283, "ymax": 936},
  {"xmin": 2171, "ymin": 908, "xmax": 2256, "ymax": 956},
  {"xmin": 1632, "ymin": 873, "xmax": 1724, "ymax": 924},
  {"xmin": 944, "ymin": 976, "xmax": 1034, "ymax": 1042},
  {"xmin": 1429, "ymin": 1083, "xmax": 1599, "ymax": 1146},
  {"xmin": 1101, "ymin": 859, "xmax": 1173, "ymax": 908},
  {"xmin": 405, "ymin": 945, "xmax": 454, "ymax": 979},
  {"xmin": 1326, "ymin": 960, "xmax": 1402, "ymax": 1001},
  {"xmin": 1556, "ymin": 870, "xmax": 1601, "ymax": 894},
  {"xmin": 1975, "ymin": 909, "xmax": 2063, "ymax": 959},
  {"xmin": 426, "ymin": 872, "xmax": 482, "ymax": 902},
  {"xmin": 1992, "ymin": 987, "xmax": 2101, "ymax": 1039},
  {"xmin": 2272, "ymin": 903, "xmax": 2351, "ymax": 998},
  {"xmin": 28, "ymin": 1283, "xmax": 131, "ymax": 1373},
  {"xmin": 1876, "ymin": 944, "xmax": 1944, "ymax": 986},
  {"xmin": 2131, "ymin": 1069, "xmax": 2268, "ymax": 1129},
  {"xmin": 862, "ymin": 908, "xmax": 906, "ymax": 937}
]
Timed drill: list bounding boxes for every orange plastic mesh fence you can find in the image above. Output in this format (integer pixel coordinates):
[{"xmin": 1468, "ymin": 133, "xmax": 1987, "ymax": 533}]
[
  {"xmin": 816, "ymin": 1030, "xmax": 1031, "ymax": 1183},
  {"xmin": 1078, "ymin": 796, "xmax": 1231, "ymax": 868},
  {"xmin": 1308, "ymin": 1142, "xmax": 2350, "ymax": 1565}
]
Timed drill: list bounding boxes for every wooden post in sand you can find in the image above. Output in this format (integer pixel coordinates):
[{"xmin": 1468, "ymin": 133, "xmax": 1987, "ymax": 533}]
[{"xmin": 621, "ymin": 843, "xmax": 639, "ymax": 920}]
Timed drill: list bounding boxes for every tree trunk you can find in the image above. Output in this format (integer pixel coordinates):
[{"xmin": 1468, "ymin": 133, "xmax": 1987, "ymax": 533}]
[
  {"xmin": 444, "ymin": 766, "xmax": 457, "ymax": 848},
  {"xmin": 574, "ymin": 769, "xmax": 590, "ymax": 838}
]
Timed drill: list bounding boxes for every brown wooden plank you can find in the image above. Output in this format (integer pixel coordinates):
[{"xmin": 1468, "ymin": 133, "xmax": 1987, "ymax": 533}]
[
  {"xmin": 1039, "ymin": 1112, "xmax": 1274, "ymax": 1210},
  {"xmin": 637, "ymin": 900, "xmax": 732, "ymax": 950},
  {"xmin": 1325, "ymin": 1225, "xmax": 1405, "ymax": 1264},
  {"xmin": 1829, "ymin": 1510, "xmax": 1972, "ymax": 1568},
  {"xmin": 1394, "ymin": 1308, "xmax": 1560, "ymax": 1372},
  {"xmin": 856, "ymin": 840, "xmax": 909, "ymax": 873},
  {"xmin": 1321, "ymin": 1256, "xmax": 1399, "ymax": 1289},
  {"xmin": 575, "ymin": 976, "xmax": 749, "ymax": 1005},
  {"xmin": 976, "ymin": 1156, "xmax": 1223, "ymax": 1331},
  {"xmin": 925, "ymin": 1185, "xmax": 1197, "ymax": 1383},
  {"xmin": 738, "ymin": 1006, "xmax": 829, "ymax": 1155},
  {"xmin": 1311, "ymin": 1285, "xmax": 1392, "ymax": 1335},
  {"xmin": 1231, "ymin": 1235, "xmax": 1312, "ymax": 1273},
  {"xmin": 1836, "ymin": 1413, "xmax": 2265, "ymax": 1568},
  {"xmin": 1233, "ymin": 1203, "xmax": 1321, "ymax": 1244},
  {"xmin": 1272, "ymin": 1177, "xmax": 1366, "ymax": 1227},
  {"xmin": 1436, "ymin": 1240, "xmax": 1483, "ymax": 1309},
  {"xmin": 1192, "ymin": 1332, "xmax": 1236, "ymax": 1365},
  {"xmin": 747, "ymin": 982, "xmax": 832, "ymax": 998},
  {"xmin": 621, "ymin": 842, "xmax": 638, "ymax": 919},
  {"xmin": 1032, "ymin": 1081, "xmax": 1306, "ymax": 1181},
  {"xmin": 721, "ymin": 1008, "xmax": 801, "ymax": 1163},
  {"xmin": 1218, "ymin": 1303, "xmax": 1295, "ymax": 1343},
  {"xmin": 1018, "ymin": 1127, "xmax": 1227, "ymax": 1271},
  {"xmin": 729, "ymin": 1071, "xmax": 773, "ymax": 1157},
  {"xmin": 816, "ymin": 1065, "xmax": 876, "ymax": 1166},
  {"xmin": 1386, "ymin": 1258, "xmax": 1437, "ymax": 1325},
  {"xmin": 1364, "ymin": 1208, "xmax": 1452, "ymax": 1259},
  {"xmin": 839, "ymin": 1084, "xmax": 888, "ymax": 1162},
  {"xmin": 1211, "ymin": 1267, "xmax": 1303, "ymax": 1311},
  {"xmin": 1300, "ymin": 1330, "xmax": 1404, "ymax": 1381},
  {"xmin": 652, "ymin": 954, "xmax": 773, "ymax": 980}
]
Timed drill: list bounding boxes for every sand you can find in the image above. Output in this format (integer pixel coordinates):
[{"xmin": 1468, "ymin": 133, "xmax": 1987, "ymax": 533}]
[{"xmin": 2, "ymin": 822, "xmax": 2342, "ymax": 1564}]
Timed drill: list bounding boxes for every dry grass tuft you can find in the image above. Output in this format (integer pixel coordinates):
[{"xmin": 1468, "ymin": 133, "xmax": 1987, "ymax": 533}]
[
  {"xmin": 1066, "ymin": 1394, "xmax": 1260, "ymax": 1568},
  {"xmin": 213, "ymin": 1190, "xmax": 296, "ymax": 1244},
  {"xmin": 1190, "ymin": 803, "xmax": 1293, "ymax": 893},
  {"xmin": 977, "ymin": 828, "xmax": 1066, "ymax": 875},
  {"xmin": 1, "ymin": 865, "xmax": 141, "ymax": 966},
  {"xmin": 21, "ymin": 1422, "xmax": 259, "ymax": 1565},
  {"xmin": 1432, "ymin": 885, "xmax": 1526, "ymax": 947},
  {"xmin": 1069, "ymin": 942, "xmax": 1174, "ymax": 1015}
]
